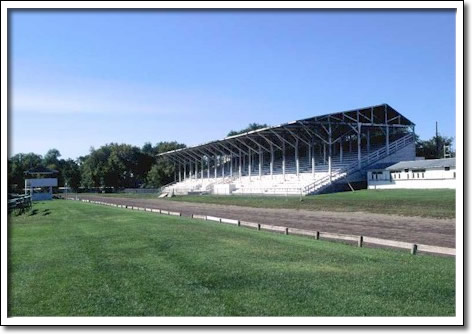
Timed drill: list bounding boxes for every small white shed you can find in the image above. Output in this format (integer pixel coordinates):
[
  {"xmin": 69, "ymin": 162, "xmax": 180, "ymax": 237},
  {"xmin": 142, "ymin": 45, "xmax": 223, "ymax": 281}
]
[
  {"xmin": 367, "ymin": 158, "xmax": 456, "ymax": 190},
  {"xmin": 24, "ymin": 167, "xmax": 58, "ymax": 201}
]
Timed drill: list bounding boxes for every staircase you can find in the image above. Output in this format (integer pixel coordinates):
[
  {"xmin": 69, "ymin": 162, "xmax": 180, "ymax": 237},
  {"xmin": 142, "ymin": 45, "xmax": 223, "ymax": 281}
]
[{"xmin": 302, "ymin": 133, "xmax": 415, "ymax": 195}]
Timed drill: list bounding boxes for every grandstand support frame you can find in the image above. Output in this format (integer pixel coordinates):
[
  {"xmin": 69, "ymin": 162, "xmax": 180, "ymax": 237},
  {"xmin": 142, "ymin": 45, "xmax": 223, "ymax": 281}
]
[{"xmin": 157, "ymin": 104, "xmax": 415, "ymax": 195}]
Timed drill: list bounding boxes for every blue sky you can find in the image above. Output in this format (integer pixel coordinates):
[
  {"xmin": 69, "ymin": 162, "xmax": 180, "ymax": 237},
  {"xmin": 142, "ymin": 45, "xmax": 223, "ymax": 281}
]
[{"xmin": 10, "ymin": 10, "xmax": 456, "ymax": 159}]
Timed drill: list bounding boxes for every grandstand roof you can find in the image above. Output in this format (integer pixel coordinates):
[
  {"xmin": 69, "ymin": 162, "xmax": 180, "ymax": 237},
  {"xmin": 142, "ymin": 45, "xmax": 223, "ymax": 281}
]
[{"xmin": 157, "ymin": 103, "xmax": 414, "ymax": 160}]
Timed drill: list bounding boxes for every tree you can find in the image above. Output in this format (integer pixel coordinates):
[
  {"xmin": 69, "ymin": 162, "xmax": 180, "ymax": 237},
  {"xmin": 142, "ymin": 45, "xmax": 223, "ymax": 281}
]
[
  {"xmin": 8, "ymin": 153, "xmax": 43, "ymax": 193},
  {"xmin": 141, "ymin": 142, "xmax": 154, "ymax": 155},
  {"xmin": 43, "ymin": 149, "xmax": 61, "ymax": 169},
  {"xmin": 9, "ymin": 140, "xmax": 187, "ymax": 192},
  {"xmin": 61, "ymin": 159, "xmax": 81, "ymax": 190},
  {"xmin": 79, "ymin": 143, "xmax": 156, "ymax": 189},
  {"xmin": 227, "ymin": 123, "xmax": 269, "ymax": 137},
  {"xmin": 154, "ymin": 141, "xmax": 186, "ymax": 154},
  {"xmin": 416, "ymin": 135, "xmax": 455, "ymax": 159}
]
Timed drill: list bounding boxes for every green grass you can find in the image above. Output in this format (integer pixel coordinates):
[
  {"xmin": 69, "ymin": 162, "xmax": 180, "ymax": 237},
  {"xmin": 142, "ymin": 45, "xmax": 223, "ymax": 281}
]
[
  {"xmin": 8, "ymin": 200, "xmax": 455, "ymax": 316},
  {"xmin": 167, "ymin": 189, "xmax": 456, "ymax": 219}
]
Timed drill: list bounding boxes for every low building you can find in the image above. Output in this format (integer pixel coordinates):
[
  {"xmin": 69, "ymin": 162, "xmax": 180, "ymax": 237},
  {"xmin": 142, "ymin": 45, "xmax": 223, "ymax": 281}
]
[
  {"xmin": 367, "ymin": 158, "xmax": 456, "ymax": 190},
  {"xmin": 24, "ymin": 166, "xmax": 58, "ymax": 201}
]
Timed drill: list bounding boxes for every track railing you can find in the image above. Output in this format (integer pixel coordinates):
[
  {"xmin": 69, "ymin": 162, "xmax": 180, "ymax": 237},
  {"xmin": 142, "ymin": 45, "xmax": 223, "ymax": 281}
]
[
  {"xmin": 302, "ymin": 133, "xmax": 415, "ymax": 195},
  {"xmin": 8, "ymin": 194, "xmax": 32, "ymax": 213}
]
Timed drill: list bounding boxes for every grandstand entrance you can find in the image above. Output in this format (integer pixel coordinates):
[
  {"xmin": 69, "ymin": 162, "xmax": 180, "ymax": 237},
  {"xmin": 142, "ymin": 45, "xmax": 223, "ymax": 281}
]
[{"xmin": 158, "ymin": 104, "xmax": 415, "ymax": 196}]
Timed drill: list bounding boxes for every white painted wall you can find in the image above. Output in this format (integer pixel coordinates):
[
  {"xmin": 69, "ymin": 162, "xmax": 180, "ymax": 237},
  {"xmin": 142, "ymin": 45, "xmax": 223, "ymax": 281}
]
[
  {"xmin": 26, "ymin": 178, "xmax": 58, "ymax": 187},
  {"xmin": 213, "ymin": 184, "xmax": 236, "ymax": 195},
  {"xmin": 367, "ymin": 168, "xmax": 456, "ymax": 189}
]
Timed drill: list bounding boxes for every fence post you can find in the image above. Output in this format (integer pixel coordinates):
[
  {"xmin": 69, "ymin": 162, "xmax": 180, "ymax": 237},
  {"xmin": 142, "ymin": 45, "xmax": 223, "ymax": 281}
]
[
  {"xmin": 315, "ymin": 231, "xmax": 320, "ymax": 240},
  {"xmin": 358, "ymin": 236, "xmax": 363, "ymax": 247},
  {"xmin": 285, "ymin": 227, "xmax": 289, "ymax": 235},
  {"xmin": 411, "ymin": 244, "xmax": 418, "ymax": 255},
  {"xmin": 257, "ymin": 224, "xmax": 261, "ymax": 231},
  {"xmin": 237, "ymin": 220, "xmax": 240, "ymax": 227}
]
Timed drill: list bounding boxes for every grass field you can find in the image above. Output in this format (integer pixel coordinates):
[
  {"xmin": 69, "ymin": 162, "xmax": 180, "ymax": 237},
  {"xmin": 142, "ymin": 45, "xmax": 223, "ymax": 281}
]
[
  {"xmin": 9, "ymin": 200, "xmax": 455, "ymax": 316},
  {"xmin": 166, "ymin": 189, "xmax": 455, "ymax": 219}
]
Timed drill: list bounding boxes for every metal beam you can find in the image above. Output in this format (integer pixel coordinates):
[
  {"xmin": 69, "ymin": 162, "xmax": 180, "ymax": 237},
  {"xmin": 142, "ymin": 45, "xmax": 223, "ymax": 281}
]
[
  {"xmin": 283, "ymin": 127, "xmax": 311, "ymax": 146},
  {"xmin": 246, "ymin": 136, "xmax": 271, "ymax": 153},
  {"xmin": 269, "ymin": 130, "xmax": 296, "ymax": 149},
  {"xmin": 235, "ymin": 138, "xmax": 259, "ymax": 153},
  {"xmin": 257, "ymin": 133, "xmax": 282, "ymax": 151}
]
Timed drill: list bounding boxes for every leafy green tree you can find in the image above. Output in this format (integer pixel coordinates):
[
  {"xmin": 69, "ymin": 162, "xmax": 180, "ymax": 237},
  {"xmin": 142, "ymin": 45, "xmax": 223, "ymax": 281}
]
[
  {"xmin": 142, "ymin": 141, "xmax": 186, "ymax": 188},
  {"xmin": 61, "ymin": 159, "xmax": 81, "ymax": 190},
  {"xmin": 154, "ymin": 141, "xmax": 186, "ymax": 154},
  {"xmin": 43, "ymin": 149, "xmax": 61, "ymax": 170},
  {"xmin": 141, "ymin": 142, "xmax": 154, "ymax": 155},
  {"xmin": 416, "ymin": 135, "xmax": 455, "ymax": 159},
  {"xmin": 8, "ymin": 153, "xmax": 43, "ymax": 193},
  {"xmin": 146, "ymin": 160, "xmax": 175, "ymax": 188},
  {"xmin": 9, "ymin": 140, "xmax": 187, "ymax": 192},
  {"xmin": 227, "ymin": 123, "xmax": 269, "ymax": 137}
]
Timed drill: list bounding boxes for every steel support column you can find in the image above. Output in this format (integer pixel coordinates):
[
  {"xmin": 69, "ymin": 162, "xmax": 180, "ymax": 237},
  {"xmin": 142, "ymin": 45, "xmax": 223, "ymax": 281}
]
[
  {"xmin": 367, "ymin": 129, "xmax": 371, "ymax": 162},
  {"xmin": 178, "ymin": 163, "xmax": 182, "ymax": 182},
  {"xmin": 358, "ymin": 123, "xmax": 362, "ymax": 169},
  {"xmin": 385, "ymin": 105, "xmax": 390, "ymax": 155},
  {"xmin": 201, "ymin": 158, "xmax": 204, "ymax": 182},
  {"xmin": 328, "ymin": 124, "xmax": 332, "ymax": 182},
  {"xmin": 259, "ymin": 147, "xmax": 262, "ymax": 179},
  {"xmin": 311, "ymin": 142, "xmax": 315, "ymax": 178},
  {"xmin": 207, "ymin": 158, "xmax": 210, "ymax": 179},
  {"xmin": 248, "ymin": 151, "xmax": 252, "ymax": 181},
  {"xmin": 386, "ymin": 125, "xmax": 390, "ymax": 155},
  {"xmin": 282, "ymin": 141, "xmax": 286, "ymax": 181},
  {"xmin": 239, "ymin": 149, "xmax": 242, "ymax": 179},
  {"xmin": 295, "ymin": 138, "xmax": 299, "ymax": 178},
  {"xmin": 222, "ymin": 155, "xmax": 225, "ymax": 179},
  {"xmin": 270, "ymin": 144, "xmax": 274, "ymax": 178},
  {"xmin": 323, "ymin": 143, "xmax": 326, "ymax": 163}
]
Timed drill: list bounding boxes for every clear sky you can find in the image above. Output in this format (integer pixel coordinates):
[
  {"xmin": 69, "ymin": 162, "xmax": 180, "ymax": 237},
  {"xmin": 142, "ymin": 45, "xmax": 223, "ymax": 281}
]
[{"xmin": 9, "ymin": 9, "xmax": 456, "ymax": 159}]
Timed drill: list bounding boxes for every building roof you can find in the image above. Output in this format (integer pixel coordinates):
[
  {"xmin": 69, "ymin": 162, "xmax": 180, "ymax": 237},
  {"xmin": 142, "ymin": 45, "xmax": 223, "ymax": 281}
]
[
  {"xmin": 367, "ymin": 162, "xmax": 398, "ymax": 171},
  {"xmin": 157, "ymin": 103, "xmax": 414, "ymax": 160},
  {"xmin": 24, "ymin": 166, "xmax": 58, "ymax": 175},
  {"xmin": 385, "ymin": 158, "xmax": 456, "ymax": 171}
]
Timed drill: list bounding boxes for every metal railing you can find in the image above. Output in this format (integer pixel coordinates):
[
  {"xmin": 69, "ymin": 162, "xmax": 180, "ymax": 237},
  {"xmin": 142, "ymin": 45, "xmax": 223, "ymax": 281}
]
[
  {"xmin": 8, "ymin": 194, "xmax": 32, "ymax": 213},
  {"xmin": 302, "ymin": 133, "xmax": 414, "ymax": 195}
]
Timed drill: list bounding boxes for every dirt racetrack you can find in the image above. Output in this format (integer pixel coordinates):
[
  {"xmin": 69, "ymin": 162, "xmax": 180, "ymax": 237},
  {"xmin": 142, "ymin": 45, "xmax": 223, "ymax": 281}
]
[{"xmin": 73, "ymin": 194, "xmax": 456, "ymax": 248}]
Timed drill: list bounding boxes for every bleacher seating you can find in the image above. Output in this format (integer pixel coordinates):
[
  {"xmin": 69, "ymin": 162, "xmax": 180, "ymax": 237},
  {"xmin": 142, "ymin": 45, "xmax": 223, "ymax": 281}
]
[{"xmin": 162, "ymin": 136, "xmax": 411, "ymax": 196}]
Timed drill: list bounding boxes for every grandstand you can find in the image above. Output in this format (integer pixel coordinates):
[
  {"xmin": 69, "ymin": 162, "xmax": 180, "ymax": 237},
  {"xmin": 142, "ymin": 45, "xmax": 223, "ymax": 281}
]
[{"xmin": 157, "ymin": 104, "xmax": 416, "ymax": 196}]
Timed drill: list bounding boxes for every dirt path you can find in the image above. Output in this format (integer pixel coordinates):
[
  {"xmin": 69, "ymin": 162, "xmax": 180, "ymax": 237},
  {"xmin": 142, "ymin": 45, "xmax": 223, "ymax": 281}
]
[{"xmin": 74, "ymin": 194, "xmax": 456, "ymax": 248}]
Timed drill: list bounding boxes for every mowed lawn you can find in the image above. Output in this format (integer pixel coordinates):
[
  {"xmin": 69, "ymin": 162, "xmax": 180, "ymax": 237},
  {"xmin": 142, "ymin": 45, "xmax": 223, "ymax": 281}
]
[
  {"xmin": 167, "ymin": 189, "xmax": 456, "ymax": 219},
  {"xmin": 8, "ymin": 200, "xmax": 455, "ymax": 316}
]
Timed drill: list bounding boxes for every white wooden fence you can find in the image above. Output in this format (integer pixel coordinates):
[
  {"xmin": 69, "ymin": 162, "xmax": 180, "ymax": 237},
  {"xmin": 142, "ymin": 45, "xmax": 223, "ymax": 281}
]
[{"xmin": 67, "ymin": 197, "xmax": 455, "ymax": 256}]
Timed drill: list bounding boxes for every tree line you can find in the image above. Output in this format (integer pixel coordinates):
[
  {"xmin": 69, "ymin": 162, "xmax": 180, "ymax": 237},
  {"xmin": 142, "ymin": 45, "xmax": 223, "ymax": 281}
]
[
  {"xmin": 8, "ymin": 141, "xmax": 185, "ymax": 193},
  {"xmin": 8, "ymin": 123, "xmax": 454, "ymax": 193}
]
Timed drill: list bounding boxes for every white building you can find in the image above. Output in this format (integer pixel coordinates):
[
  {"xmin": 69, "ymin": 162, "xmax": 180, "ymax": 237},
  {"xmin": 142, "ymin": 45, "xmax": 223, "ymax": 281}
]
[
  {"xmin": 24, "ymin": 166, "xmax": 58, "ymax": 201},
  {"xmin": 367, "ymin": 158, "xmax": 456, "ymax": 190}
]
